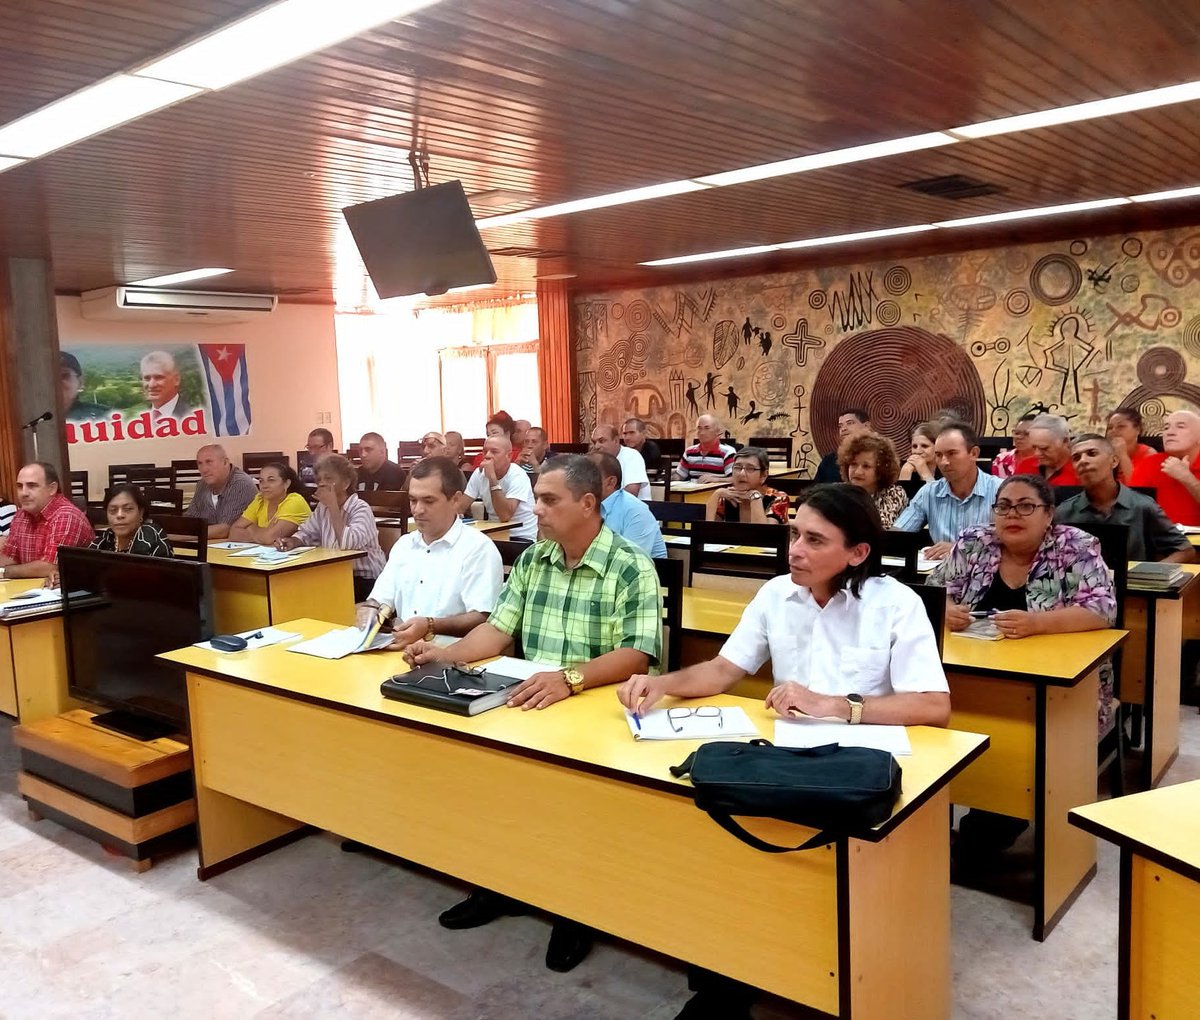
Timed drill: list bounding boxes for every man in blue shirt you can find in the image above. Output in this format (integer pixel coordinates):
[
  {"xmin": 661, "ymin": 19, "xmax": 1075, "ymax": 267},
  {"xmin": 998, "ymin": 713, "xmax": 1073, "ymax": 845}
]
[
  {"xmin": 589, "ymin": 452, "xmax": 666, "ymax": 559},
  {"xmin": 893, "ymin": 422, "xmax": 1001, "ymax": 558}
]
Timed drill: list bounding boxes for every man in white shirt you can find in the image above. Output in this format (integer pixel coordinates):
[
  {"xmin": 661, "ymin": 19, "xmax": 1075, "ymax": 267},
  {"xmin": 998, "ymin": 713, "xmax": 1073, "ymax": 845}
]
[
  {"xmin": 356, "ymin": 457, "xmax": 502, "ymax": 648},
  {"xmin": 590, "ymin": 423, "xmax": 650, "ymax": 499},
  {"xmin": 456, "ymin": 436, "xmax": 538, "ymax": 540},
  {"xmin": 617, "ymin": 483, "xmax": 949, "ymax": 1018}
]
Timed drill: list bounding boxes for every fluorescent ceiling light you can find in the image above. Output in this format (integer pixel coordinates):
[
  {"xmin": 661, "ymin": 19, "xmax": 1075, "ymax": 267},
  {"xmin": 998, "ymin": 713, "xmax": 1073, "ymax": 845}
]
[
  {"xmin": 951, "ymin": 80, "xmax": 1200, "ymax": 139},
  {"xmin": 476, "ymin": 180, "xmax": 711, "ymax": 230},
  {"xmin": 693, "ymin": 132, "xmax": 958, "ymax": 188},
  {"xmin": 0, "ymin": 75, "xmax": 200, "ymax": 160},
  {"xmin": 934, "ymin": 197, "xmax": 1130, "ymax": 228},
  {"xmin": 1130, "ymin": 184, "xmax": 1200, "ymax": 203},
  {"xmin": 137, "ymin": 0, "xmax": 441, "ymax": 91},
  {"xmin": 127, "ymin": 268, "xmax": 234, "ymax": 287},
  {"xmin": 0, "ymin": 157, "xmax": 24, "ymax": 173},
  {"xmin": 776, "ymin": 223, "xmax": 936, "ymax": 250},
  {"xmin": 641, "ymin": 244, "xmax": 781, "ymax": 268}
]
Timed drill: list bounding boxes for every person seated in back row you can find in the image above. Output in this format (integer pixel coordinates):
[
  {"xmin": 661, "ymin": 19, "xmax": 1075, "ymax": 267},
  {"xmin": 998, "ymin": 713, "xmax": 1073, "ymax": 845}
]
[
  {"xmin": 839, "ymin": 431, "xmax": 908, "ymax": 528},
  {"xmin": 229, "ymin": 462, "xmax": 310, "ymax": 546},
  {"xmin": 356, "ymin": 432, "xmax": 406, "ymax": 491},
  {"xmin": 1014, "ymin": 413, "xmax": 1078, "ymax": 485},
  {"xmin": 356, "ymin": 457, "xmax": 502, "ymax": 647},
  {"xmin": 618, "ymin": 483, "xmax": 949, "ymax": 1020},
  {"xmin": 590, "ymin": 423, "xmax": 650, "ymax": 499},
  {"xmin": 1055, "ymin": 434, "xmax": 1194, "ymax": 563},
  {"xmin": 675, "ymin": 414, "xmax": 736, "ymax": 481},
  {"xmin": 456, "ymin": 435, "xmax": 538, "ymax": 540},
  {"xmin": 1130, "ymin": 409, "xmax": 1200, "ymax": 526},
  {"xmin": 89, "ymin": 483, "xmax": 174, "ymax": 558},
  {"xmin": 588, "ymin": 452, "xmax": 666, "ymax": 558},
  {"xmin": 704, "ymin": 445, "xmax": 789, "ymax": 524},
  {"xmin": 184, "ymin": 444, "xmax": 258, "ymax": 539},
  {"xmin": 0, "ymin": 462, "xmax": 93, "ymax": 580}
]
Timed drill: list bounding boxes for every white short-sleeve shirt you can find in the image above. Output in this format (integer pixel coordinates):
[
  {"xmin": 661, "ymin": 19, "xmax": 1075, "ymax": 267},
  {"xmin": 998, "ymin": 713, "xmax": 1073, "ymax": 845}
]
[
  {"xmin": 616, "ymin": 444, "xmax": 651, "ymax": 500},
  {"xmin": 719, "ymin": 574, "xmax": 949, "ymax": 697},
  {"xmin": 366, "ymin": 517, "xmax": 503, "ymax": 618},
  {"xmin": 464, "ymin": 462, "xmax": 537, "ymax": 540}
]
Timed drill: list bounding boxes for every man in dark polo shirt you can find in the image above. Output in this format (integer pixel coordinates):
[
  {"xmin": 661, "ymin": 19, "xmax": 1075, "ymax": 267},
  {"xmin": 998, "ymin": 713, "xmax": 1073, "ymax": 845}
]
[
  {"xmin": 356, "ymin": 432, "xmax": 406, "ymax": 491},
  {"xmin": 1056, "ymin": 434, "xmax": 1195, "ymax": 563},
  {"xmin": 621, "ymin": 417, "xmax": 662, "ymax": 472}
]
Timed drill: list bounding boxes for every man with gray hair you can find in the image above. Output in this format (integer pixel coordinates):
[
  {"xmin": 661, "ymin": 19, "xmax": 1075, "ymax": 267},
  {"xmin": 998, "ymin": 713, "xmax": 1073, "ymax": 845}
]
[
  {"xmin": 184, "ymin": 444, "xmax": 258, "ymax": 538},
  {"xmin": 1017, "ymin": 413, "xmax": 1078, "ymax": 485},
  {"xmin": 138, "ymin": 350, "xmax": 193, "ymax": 419}
]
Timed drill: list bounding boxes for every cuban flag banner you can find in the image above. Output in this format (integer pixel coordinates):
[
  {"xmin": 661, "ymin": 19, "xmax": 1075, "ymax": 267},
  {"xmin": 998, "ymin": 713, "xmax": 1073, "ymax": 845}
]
[{"xmin": 197, "ymin": 344, "xmax": 252, "ymax": 436}]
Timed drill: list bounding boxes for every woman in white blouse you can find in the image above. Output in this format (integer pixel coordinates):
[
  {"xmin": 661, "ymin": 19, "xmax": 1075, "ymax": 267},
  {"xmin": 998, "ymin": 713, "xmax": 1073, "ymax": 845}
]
[{"xmin": 277, "ymin": 453, "xmax": 385, "ymax": 600}]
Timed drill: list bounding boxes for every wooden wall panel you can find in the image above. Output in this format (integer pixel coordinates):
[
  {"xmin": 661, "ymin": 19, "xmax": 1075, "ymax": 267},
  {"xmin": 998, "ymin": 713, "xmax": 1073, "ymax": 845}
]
[{"xmin": 535, "ymin": 280, "xmax": 575, "ymax": 441}]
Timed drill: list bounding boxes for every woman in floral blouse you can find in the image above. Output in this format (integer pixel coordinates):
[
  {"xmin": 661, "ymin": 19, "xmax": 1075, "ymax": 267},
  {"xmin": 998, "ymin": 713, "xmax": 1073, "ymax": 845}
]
[
  {"xmin": 931, "ymin": 472, "xmax": 1117, "ymax": 861},
  {"xmin": 838, "ymin": 431, "xmax": 908, "ymax": 528}
]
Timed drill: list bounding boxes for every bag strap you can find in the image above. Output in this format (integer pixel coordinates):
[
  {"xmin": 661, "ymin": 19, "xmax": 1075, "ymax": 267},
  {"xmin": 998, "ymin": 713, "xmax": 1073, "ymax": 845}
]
[
  {"xmin": 705, "ymin": 808, "xmax": 836, "ymax": 853},
  {"xmin": 668, "ymin": 751, "xmax": 697, "ymax": 779}
]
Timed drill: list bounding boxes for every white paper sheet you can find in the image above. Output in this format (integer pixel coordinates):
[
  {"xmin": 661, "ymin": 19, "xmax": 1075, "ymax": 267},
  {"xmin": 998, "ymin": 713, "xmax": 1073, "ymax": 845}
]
[
  {"xmin": 287, "ymin": 627, "xmax": 393, "ymax": 659},
  {"xmin": 625, "ymin": 706, "xmax": 759, "ymax": 741},
  {"xmin": 773, "ymin": 717, "xmax": 912, "ymax": 755},
  {"xmin": 194, "ymin": 627, "xmax": 302, "ymax": 651},
  {"xmin": 482, "ymin": 656, "xmax": 560, "ymax": 682},
  {"xmin": 227, "ymin": 545, "xmax": 315, "ymax": 560},
  {"xmin": 209, "ymin": 541, "xmax": 257, "ymax": 550},
  {"xmin": 880, "ymin": 554, "xmax": 939, "ymax": 573}
]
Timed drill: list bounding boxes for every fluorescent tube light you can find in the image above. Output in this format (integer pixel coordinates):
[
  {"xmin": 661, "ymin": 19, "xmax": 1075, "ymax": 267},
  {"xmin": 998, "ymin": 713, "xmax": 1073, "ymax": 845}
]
[
  {"xmin": 693, "ymin": 132, "xmax": 958, "ymax": 188},
  {"xmin": 476, "ymin": 180, "xmax": 711, "ymax": 230},
  {"xmin": 0, "ymin": 75, "xmax": 200, "ymax": 160},
  {"xmin": 0, "ymin": 157, "xmax": 24, "ymax": 173},
  {"xmin": 641, "ymin": 245, "xmax": 781, "ymax": 268},
  {"xmin": 950, "ymin": 80, "xmax": 1200, "ymax": 139},
  {"xmin": 137, "ymin": 0, "xmax": 441, "ymax": 91},
  {"xmin": 127, "ymin": 268, "xmax": 235, "ymax": 287},
  {"xmin": 1130, "ymin": 184, "xmax": 1200, "ymax": 203},
  {"xmin": 776, "ymin": 224, "xmax": 936, "ymax": 250},
  {"xmin": 934, "ymin": 197, "xmax": 1130, "ymax": 228}
]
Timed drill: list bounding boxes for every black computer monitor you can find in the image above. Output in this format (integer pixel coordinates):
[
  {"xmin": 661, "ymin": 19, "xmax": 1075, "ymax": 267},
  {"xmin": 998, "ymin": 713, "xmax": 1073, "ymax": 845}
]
[
  {"xmin": 60, "ymin": 547, "xmax": 214, "ymax": 740},
  {"xmin": 342, "ymin": 179, "xmax": 497, "ymax": 298}
]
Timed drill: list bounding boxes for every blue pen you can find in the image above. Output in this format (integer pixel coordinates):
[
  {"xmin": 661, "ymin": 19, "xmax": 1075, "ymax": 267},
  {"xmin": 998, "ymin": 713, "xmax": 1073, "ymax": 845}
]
[{"xmin": 632, "ymin": 710, "xmax": 642, "ymax": 731}]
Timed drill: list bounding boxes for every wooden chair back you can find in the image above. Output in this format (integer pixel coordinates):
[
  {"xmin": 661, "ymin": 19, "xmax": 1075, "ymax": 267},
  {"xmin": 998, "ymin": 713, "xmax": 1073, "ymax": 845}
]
[
  {"xmin": 749, "ymin": 436, "xmax": 794, "ymax": 469},
  {"xmin": 155, "ymin": 514, "xmax": 208, "ymax": 561},
  {"xmin": 144, "ymin": 487, "xmax": 184, "ymax": 514},
  {"xmin": 903, "ymin": 581, "xmax": 947, "ymax": 657},
  {"xmin": 69, "ymin": 470, "xmax": 88, "ymax": 501},
  {"xmin": 654, "ymin": 556, "xmax": 684, "ymax": 673},
  {"xmin": 107, "ymin": 462, "xmax": 157, "ymax": 489},
  {"xmin": 242, "ymin": 452, "xmax": 288, "ymax": 476},
  {"xmin": 687, "ymin": 520, "xmax": 788, "ymax": 589}
]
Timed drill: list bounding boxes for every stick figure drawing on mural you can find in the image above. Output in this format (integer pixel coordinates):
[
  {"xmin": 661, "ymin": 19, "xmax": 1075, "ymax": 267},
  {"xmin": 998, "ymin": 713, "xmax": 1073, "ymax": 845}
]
[{"xmin": 703, "ymin": 373, "xmax": 720, "ymax": 409}]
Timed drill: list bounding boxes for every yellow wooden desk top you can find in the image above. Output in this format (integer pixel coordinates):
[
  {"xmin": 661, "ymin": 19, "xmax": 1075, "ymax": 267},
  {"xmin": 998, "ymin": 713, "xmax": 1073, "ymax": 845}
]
[
  {"xmin": 682, "ymin": 587, "xmax": 754, "ymax": 633},
  {"xmin": 0, "ymin": 578, "xmax": 64, "ymax": 625},
  {"xmin": 161, "ymin": 618, "xmax": 987, "ymax": 841},
  {"xmin": 1070, "ymin": 780, "xmax": 1200, "ymax": 879},
  {"xmin": 1187, "ymin": 531, "xmax": 1199, "ymax": 547},
  {"xmin": 401, "ymin": 519, "xmax": 516, "ymax": 536},
  {"xmin": 671, "ymin": 479, "xmax": 727, "ymax": 492},
  {"xmin": 205, "ymin": 546, "xmax": 365, "ymax": 574},
  {"xmin": 1125, "ymin": 561, "xmax": 1200, "ymax": 599}
]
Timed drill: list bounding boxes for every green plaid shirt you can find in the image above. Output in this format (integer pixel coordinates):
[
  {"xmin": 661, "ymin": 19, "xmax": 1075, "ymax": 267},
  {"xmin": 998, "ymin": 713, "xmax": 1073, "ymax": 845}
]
[{"xmin": 489, "ymin": 526, "xmax": 662, "ymax": 669}]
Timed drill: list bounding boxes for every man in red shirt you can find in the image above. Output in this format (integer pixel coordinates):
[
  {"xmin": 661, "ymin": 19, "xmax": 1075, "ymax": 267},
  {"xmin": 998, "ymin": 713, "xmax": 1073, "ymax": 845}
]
[
  {"xmin": 0, "ymin": 462, "xmax": 93, "ymax": 579},
  {"xmin": 1014, "ymin": 413, "xmax": 1079, "ymax": 485},
  {"xmin": 1131, "ymin": 410, "xmax": 1200, "ymax": 525}
]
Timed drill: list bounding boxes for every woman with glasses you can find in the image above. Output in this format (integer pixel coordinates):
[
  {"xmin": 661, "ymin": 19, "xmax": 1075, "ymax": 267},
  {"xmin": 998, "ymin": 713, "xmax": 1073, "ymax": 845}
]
[
  {"xmin": 929, "ymin": 473, "xmax": 1116, "ymax": 637},
  {"xmin": 704, "ymin": 446, "xmax": 790, "ymax": 524},
  {"xmin": 990, "ymin": 412, "xmax": 1037, "ymax": 478},
  {"xmin": 838, "ymin": 431, "xmax": 908, "ymax": 527}
]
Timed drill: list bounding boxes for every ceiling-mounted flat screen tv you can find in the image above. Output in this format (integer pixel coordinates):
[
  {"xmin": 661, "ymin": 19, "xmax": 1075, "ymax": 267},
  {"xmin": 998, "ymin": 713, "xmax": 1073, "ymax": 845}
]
[
  {"xmin": 60, "ymin": 547, "xmax": 214, "ymax": 740},
  {"xmin": 342, "ymin": 179, "xmax": 497, "ymax": 298}
]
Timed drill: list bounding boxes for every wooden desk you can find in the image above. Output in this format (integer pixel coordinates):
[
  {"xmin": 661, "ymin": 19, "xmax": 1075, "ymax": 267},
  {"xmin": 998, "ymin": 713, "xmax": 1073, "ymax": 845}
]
[
  {"xmin": 669, "ymin": 479, "xmax": 727, "ymax": 504},
  {"xmin": 943, "ymin": 628, "xmax": 1126, "ymax": 939},
  {"xmin": 205, "ymin": 548, "xmax": 364, "ymax": 632},
  {"xmin": 399, "ymin": 518, "xmax": 516, "ymax": 538},
  {"xmin": 0, "ymin": 580, "xmax": 82, "ymax": 723},
  {"xmin": 679, "ymin": 583, "xmax": 1126, "ymax": 939},
  {"xmin": 1122, "ymin": 566, "xmax": 1200, "ymax": 790},
  {"xmin": 161, "ymin": 619, "xmax": 987, "ymax": 1019},
  {"xmin": 1070, "ymin": 781, "xmax": 1200, "ymax": 1020}
]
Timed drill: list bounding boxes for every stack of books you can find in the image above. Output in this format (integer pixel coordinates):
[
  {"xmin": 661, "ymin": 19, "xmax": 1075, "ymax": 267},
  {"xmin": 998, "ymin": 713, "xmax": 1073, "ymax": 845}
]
[{"xmin": 1127, "ymin": 561, "xmax": 1186, "ymax": 590}]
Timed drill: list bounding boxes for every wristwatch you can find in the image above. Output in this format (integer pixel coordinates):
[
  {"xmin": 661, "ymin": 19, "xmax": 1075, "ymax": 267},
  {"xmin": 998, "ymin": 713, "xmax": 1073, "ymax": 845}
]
[
  {"xmin": 561, "ymin": 667, "xmax": 585, "ymax": 695},
  {"xmin": 846, "ymin": 693, "xmax": 865, "ymax": 725},
  {"xmin": 749, "ymin": 491, "xmax": 763, "ymax": 501},
  {"xmin": 424, "ymin": 616, "xmax": 436, "ymax": 640}
]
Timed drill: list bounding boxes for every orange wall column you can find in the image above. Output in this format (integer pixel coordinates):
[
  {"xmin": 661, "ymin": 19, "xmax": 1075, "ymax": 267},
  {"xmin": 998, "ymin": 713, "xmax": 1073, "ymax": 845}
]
[{"xmin": 536, "ymin": 279, "xmax": 577, "ymax": 442}]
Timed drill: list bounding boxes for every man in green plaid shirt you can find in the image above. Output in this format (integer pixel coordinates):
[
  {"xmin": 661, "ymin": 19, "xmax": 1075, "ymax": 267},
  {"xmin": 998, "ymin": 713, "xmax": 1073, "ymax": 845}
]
[{"xmin": 404, "ymin": 453, "xmax": 662, "ymax": 970}]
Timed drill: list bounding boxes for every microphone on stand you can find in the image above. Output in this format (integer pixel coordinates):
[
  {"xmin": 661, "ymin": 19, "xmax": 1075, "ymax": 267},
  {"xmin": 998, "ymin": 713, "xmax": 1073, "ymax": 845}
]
[{"xmin": 21, "ymin": 410, "xmax": 52, "ymax": 430}]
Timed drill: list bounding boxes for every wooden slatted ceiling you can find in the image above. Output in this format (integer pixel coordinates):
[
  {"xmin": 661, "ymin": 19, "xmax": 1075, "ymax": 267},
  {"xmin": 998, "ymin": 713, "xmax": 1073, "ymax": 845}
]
[{"xmin": 0, "ymin": 0, "xmax": 1198, "ymax": 305}]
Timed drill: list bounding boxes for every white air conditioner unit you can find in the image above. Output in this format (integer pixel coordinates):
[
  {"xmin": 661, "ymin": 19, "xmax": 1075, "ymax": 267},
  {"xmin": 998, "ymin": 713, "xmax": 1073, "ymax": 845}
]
[{"xmin": 79, "ymin": 287, "xmax": 278, "ymax": 324}]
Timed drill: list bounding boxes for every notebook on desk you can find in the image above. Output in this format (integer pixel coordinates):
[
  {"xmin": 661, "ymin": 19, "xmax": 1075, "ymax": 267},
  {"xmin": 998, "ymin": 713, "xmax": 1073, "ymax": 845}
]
[{"xmin": 381, "ymin": 663, "xmax": 530, "ymax": 716}]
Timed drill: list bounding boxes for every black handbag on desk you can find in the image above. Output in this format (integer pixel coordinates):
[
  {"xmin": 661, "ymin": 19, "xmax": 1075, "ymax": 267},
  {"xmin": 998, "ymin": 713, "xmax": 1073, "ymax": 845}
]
[{"xmin": 669, "ymin": 738, "xmax": 902, "ymax": 853}]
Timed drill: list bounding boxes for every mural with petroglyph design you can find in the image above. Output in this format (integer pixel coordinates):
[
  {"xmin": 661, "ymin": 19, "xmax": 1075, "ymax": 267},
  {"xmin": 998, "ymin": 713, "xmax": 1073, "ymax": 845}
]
[{"xmin": 573, "ymin": 228, "xmax": 1200, "ymax": 474}]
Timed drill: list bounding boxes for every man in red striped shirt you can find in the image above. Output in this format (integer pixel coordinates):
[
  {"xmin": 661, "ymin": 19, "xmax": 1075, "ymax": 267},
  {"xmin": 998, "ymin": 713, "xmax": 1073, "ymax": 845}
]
[
  {"xmin": 674, "ymin": 414, "xmax": 736, "ymax": 481},
  {"xmin": 0, "ymin": 462, "xmax": 93, "ymax": 579}
]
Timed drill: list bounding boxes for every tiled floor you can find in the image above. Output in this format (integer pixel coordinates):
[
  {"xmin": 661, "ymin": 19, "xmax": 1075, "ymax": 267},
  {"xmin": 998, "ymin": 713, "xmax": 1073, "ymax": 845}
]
[{"xmin": 1, "ymin": 706, "xmax": 1197, "ymax": 1020}]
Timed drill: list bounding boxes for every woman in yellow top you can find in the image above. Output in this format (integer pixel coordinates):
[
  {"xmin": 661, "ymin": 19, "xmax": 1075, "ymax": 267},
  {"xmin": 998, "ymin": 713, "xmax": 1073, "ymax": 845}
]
[{"xmin": 228, "ymin": 462, "xmax": 310, "ymax": 544}]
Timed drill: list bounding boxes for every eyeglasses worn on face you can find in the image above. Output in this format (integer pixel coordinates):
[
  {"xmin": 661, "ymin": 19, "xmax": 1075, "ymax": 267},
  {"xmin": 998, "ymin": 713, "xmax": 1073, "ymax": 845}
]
[{"xmin": 992, "ymin": 500, "xmax": 1048, "ymax": 517}]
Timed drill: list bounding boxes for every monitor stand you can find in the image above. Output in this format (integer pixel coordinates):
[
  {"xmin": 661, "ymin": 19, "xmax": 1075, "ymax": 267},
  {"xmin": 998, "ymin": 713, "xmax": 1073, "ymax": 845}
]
[{"xmin": 90, "ymin": 710, "xmax": 176, "ymax": 742}]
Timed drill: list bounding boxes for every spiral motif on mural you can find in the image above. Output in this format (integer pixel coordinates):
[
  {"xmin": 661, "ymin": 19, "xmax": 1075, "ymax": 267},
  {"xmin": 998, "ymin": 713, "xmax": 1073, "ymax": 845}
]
[
  {"xmin": 625, "ymin": 299, "xmax": 651, "ymax": 331},
  {"xmin": 1029, "ymin": 254, "xmax": 1083, "ymax": 306},
  {"xmin": 628, "ymin": 331, "xmax": 649, "ymax": 363},
  {"xmin": 807, "ymin": 290, "xmax": 827, "ymax": 310},
  {"xmin": 876, "ymin": 300, "xmax": 901, "ymax": 326},
  {"xmin": 772, "ymin": 314, "xmax": 787, "ymax": 330},
  {"xmin": 1004, "ymin": 289, "xmax": 1032, "ymax": 316},
  {"xmin": 1137, "ymin": 346, "xmax": 1188, "ymax": 389},
  {"xmin": 1069, "ymin": 239, "xmax": 1088, "ymax": 256},
  {"xmin": 1182, "ymin": 315, "xmax": 1200, "ymax": 358},
  {"xmin": 1140, "ymin": 398, "xmax": 1168, "ymax": 425},
  {"xmin": 883, "ymin": 266, "xmax": 912, "ymax": 296},
  {"xmin": 810, "ymin": 327, "xmax": 986, "ymax": 456},
  {"xmin": 597, "ymin": 339, "xmax": 631, "ymax": 390},
  {"xmin": 611, "ymin": 303, "xmax": 624, "ymax": 320}
]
